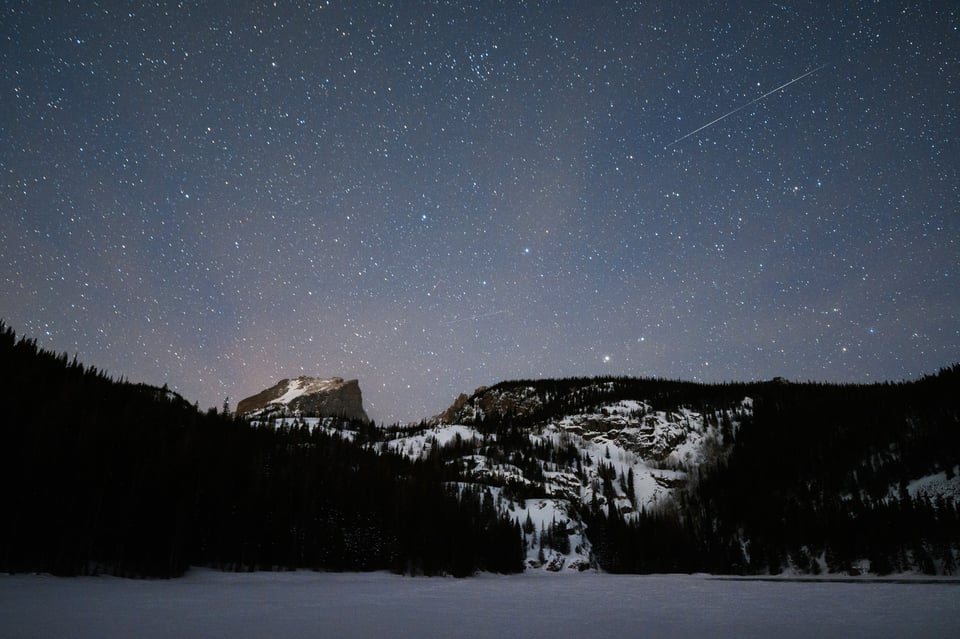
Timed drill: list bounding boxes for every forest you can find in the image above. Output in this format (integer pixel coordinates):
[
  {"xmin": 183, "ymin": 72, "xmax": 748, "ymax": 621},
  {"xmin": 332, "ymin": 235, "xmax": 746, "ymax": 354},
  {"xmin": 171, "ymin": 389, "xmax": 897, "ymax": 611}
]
[
  {"xmin": 0, "ymin": 323, "xmax": 522, "ymax": 578},
  {"xmin": 2, "ymin": 321, "xmax": 958, "ymax": 577}
]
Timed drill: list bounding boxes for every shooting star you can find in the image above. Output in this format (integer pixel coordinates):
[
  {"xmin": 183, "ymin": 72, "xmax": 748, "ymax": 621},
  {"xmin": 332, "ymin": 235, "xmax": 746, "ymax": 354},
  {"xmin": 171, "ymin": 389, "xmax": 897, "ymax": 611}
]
[
  {"xmin": 440, "ymin": 309, "xmax": 511, "ymax": 326},
  {"xmin": 666, "ymin": 64, "xmax": 827, "ymax": 148}
]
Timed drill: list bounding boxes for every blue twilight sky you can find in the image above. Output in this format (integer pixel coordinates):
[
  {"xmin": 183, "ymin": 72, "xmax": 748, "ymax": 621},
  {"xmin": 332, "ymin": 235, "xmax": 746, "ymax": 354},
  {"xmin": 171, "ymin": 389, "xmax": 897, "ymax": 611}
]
[{"xmin": 2, "ymin": 1, "xmax": 957, "ymax": 423}]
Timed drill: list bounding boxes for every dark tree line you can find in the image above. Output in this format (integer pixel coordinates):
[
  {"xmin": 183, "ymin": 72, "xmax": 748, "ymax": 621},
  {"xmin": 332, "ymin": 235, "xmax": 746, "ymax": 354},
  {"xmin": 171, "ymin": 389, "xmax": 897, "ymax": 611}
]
[
  {"xmin": 686, "ymin": 369, "xmax": 960, "ymax": 574},
  {"xmin": 3, "ymin": 320, "xmax": 958, "ymax": 577},
  {"xmin": 0, "ymin": 323, "xmax": 523, "ymax": 578}
]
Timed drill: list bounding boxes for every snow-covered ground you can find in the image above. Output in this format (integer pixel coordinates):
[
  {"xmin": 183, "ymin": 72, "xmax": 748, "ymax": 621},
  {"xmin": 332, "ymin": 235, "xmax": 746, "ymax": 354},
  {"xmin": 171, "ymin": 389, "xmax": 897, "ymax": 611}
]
[
  {"xmin": 2, "ymin": 570, "xmax": 958, "ymax": 639},
  {"xmin": 906, "ymin": 466, "xmax": 960, "ymax": 502}
]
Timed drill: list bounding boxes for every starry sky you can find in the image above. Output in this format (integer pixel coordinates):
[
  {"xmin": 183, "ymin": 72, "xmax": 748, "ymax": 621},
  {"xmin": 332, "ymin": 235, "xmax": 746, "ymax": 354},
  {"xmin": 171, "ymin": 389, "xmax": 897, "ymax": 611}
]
[{"xmin": 2, "ymin": 2, "xmax": 957, "ymax": 424}]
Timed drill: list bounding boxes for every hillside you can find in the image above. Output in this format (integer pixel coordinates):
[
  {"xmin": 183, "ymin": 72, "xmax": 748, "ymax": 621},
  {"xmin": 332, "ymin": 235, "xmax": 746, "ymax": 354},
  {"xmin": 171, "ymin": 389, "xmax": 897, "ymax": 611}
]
[
  {"xmin": 3, "ymin": 321, "xmax": 958, "ymax": 577},
  {"xmin": 253, "ymin": 371, "xmax": 960, "ymax": 575},
  {"xmin": 0, "ymin": 324, "xmax": 521, "ymax": 578}
]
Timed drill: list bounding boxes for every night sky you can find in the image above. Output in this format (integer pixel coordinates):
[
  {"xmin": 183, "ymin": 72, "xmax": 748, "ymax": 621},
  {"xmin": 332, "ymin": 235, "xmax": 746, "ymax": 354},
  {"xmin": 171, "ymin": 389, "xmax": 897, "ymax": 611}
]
[{"xmin": 2, "ymin": 2, "xmax": 957, "ymax": 424}]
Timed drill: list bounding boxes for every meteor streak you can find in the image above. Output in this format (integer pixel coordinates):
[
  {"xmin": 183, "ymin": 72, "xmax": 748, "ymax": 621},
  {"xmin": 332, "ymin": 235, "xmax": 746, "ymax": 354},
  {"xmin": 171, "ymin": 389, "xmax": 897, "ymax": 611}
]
[
  {"xmin": 441, "ymin": 309, "xmax": 510, "ymax": 326},
  {"xmin": 666, "ymin": 64, "xmax": 827, "ymax": 148}
]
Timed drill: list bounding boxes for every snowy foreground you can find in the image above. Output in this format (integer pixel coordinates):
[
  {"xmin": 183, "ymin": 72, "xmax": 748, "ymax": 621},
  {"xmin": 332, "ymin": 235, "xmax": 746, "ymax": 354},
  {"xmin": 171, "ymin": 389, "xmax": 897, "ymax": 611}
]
[{"xmin": 2, "ymin": 570, "xmax": 959, "ymax": 639}]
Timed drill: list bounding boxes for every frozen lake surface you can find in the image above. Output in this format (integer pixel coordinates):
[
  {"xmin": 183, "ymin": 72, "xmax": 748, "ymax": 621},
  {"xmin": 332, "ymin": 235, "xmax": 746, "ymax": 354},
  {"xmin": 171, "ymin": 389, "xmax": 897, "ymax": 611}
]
[{"xmin": 2, "ymin": 569, "xmax": 959, "ymax": 638}]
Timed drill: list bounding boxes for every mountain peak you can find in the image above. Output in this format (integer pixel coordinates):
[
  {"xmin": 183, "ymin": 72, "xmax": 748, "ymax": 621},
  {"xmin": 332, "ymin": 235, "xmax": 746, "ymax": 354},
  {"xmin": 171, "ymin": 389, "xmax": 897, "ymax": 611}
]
[{"xmin": 236, "ymin": 376, "xmax": 370, "ymax": 422}]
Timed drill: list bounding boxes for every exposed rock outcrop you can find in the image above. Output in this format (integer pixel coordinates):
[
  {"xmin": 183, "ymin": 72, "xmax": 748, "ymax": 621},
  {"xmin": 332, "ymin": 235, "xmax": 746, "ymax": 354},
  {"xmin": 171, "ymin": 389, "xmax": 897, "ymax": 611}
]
[{"xmin": 236, "ymin": 376, "xmax": 370, "ymax": 423}]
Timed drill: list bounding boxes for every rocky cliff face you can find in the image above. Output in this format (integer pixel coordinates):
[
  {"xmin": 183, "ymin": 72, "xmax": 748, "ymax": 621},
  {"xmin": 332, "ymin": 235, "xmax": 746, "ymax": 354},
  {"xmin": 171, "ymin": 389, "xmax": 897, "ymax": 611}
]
[{"xmin": 236, "ymin": 376, "xmax": 370, "ymax": 423}]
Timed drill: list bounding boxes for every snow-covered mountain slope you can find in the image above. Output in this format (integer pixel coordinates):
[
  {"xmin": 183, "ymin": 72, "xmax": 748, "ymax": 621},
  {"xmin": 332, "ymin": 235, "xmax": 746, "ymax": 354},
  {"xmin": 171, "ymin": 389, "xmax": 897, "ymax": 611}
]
[
  {"xmin": 240, "ymin": 370, "xmax": 960, "ymax": 576},
  {"xmin": 367, "ymin": 382, "xmax": 753, "ymax": 572}
]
